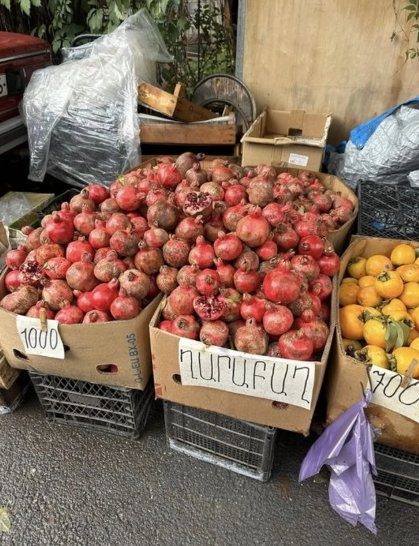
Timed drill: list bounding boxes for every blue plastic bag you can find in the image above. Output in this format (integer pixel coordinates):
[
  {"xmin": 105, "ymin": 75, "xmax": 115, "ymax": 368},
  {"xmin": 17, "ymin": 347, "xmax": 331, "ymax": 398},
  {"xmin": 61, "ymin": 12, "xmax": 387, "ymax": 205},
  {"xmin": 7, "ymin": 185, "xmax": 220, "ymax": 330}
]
[{"xmin": 299, "ymin": 391, "xmax": 377, "ymax": 534}]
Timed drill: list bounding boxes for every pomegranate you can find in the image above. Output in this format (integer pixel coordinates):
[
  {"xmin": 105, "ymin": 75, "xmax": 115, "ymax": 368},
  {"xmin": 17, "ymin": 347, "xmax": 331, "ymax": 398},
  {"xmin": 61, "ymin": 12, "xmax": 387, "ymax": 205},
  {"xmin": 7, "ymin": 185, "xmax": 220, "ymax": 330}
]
[
  {"xmin": 100, "ymin": 198, "xmax": 121, "ymax": 220},
  {"xmin": 256, "ymin": 164, "xmax": 276, "ymax": 179},
  {"xmin": 26, "ymin": 300, "xmax": 55, "ymax": 319},
  {"xmin": 233, "ymin": 263, "xmax": 261, "ymax": 294},
  {"xmin": 234, "ymin": 318, "xmax": 269, "ymax": 355},
  {"xmin": 55, "ymin": 301, "xmax": 84, "ymax": 324},
  {"xmin": 234, "ymin": 249, "xmax": 259, "ymax": 271},
  {"xmin": 73, "ymin": 205, "xmax": 97, "ymax": 237},
  {"xmin": 5, "ymin": 269, "xmax": 21, "ymax": 292},
  {"xmin": 222, "ymin": 200, "xmax": 248, "ymax": 232},
  {"xmin": 145, "ymin": 188, "xmax": 168, "ymax": 208},
  {"xmin": 204, "ymin": 208, "xmax": 224, "ymax": 242},
  {"xmin": 5, "ymin": 246, "xmax": 27, "ymax": 270},
  {"xmin": 255, "ymin": 239, "xmax": 278, "ymax": 261},
  {"xmin": 193, "ymin": 295, "xmax": 226, "ymax": 321},
  {"xmin": 116, "ymin": 185, "xmax": 144, "ymax": 211},
  {"xmin": 0, "ymin": 285, "xmax": 39, "ymax": 314},
  {"xmin": 66, "ymin": 238, "xmax": 94, "ymax": 263},
  {"xmin": 298, "ymin": 235, "xmax": 325, "ymax": 261},
  {"xmin": 318, "ymin": 303, "xmax": 331, "ymax": 323},
  {"xmin": 91, "ymin": 279, "xmax": 119, "ymax": 312},
  {"xmin": 195, "ymin": 269, "xmax": 220, "ymax": 296},
  {"xmin": 87, "ymin": 183, "xmax": 109, "ymax": 205},
  {"xmin": 307, "ymin": 191, "xmax": 332, "ymax": 213},
  {"xmin": 174, "ymin": 180, "xmax": 200, "ymax": 208},
  {"xmin": 42, "ymin": 279, "xmax": 73, "ymax": 310},
  {"xmin": 200, "ymin": 320, "xmax": 229, "ymax": 347},
  {"xmin": 156, "ymin": 265, "xmax": 179, "ymax": 294},
  {"xmin": 266, "ymin": 342, "xmax": 281, "ymax": 357},
  {"xmin": 217, "ymin": 288, "xmax": 242, "ymax": 322},
  {"xmin": 73, "ymin": 290, "xmax": 94, "ymax": 313},
  {"xmin": 35, "ymin": 243, "xmax": 65, "ymax": 266},
  {"xmin": 177, "ymin": 264, "xmax": 199, "ymax": 287},
  {"xmin": 293, "ymin": 317, "xmax": 329, "ymax": 353},
  {"xmin": 183, "ymin": 192, "xmax": 213, "ymax": 218},
  {"xmin": 158, "ymin": 320, "xmax": 173, "ymax": 333},
  {"xmin": 66, "ymin": 253, "xmax": 98, "ymax": 292},
  {"xmin": 88, "ymin": 219, "xmax": 110, "ymax": 249},
  {"xmin": 188, "ymin": 236, "xmax": 215, "ymax": 269},
  {"xmin": 290, "ymin": 255, "xmax": 320, "ymax": 283},
  {"xmin": 94, "ymin": 250, "xmax": 126, "ymax": 282},
  {"xmin": 25, "ymin": 226, "xmax": 44, "ymax": 250},
  {"xmin": 93, "ymin": 247, "xmax": 111, "ymax": 264},
  {"xmin": 58, "ymin": 202, "xmax": 75, "ymax": 225},
  {"xmin": 157, "ymin": 163, "xmax": 183, "ymax": 189},
  {"xmin": 240, "ymin": 293, "xmax": 267, "ymax": 322},
  {"xmin": 162, "ymin": 298, "xmax": 176, "ymax": 320},
  {"xmin": 199, "ymin": 181, "xmax": 224, "ymax": 202},
  {"xmin": 262, "ymin": 263, "xmax": 302, "ymax": 304},
  {"xmin": 43, "ymin": 257, "xmax": 71, "ymax": 279},
  {"xmin": 69, "ymin": 188, "xmax": 95, "ymax": 214},
  {"xmin": 224, "ymin": 182, "xmax": 247, "ymax": 206},
  {"xmin": 262, "ymin": 203, "xmax": 287, "ymax": 227},
  {"xmin": 134, "ymin": 241, "xmax": 163, "ymax": 275},
  {"xmin": 214, "ymin": 258, "xmax": 235, "ymax": 288},
  {"xmin": 130, "ymin": 216, "xmax": 149, "ymax": 237},
  {"xmin": 83, "ymin": 310, "xmax": 111, "ymax": 323},
  {"xmin": 167, "ymin": 285, "xmax": 198, "ymax": 316},
  {"xmin": 236, "ymin": 206, "xmax": 270, "ymax": 247},
  {"xmin": 185, "ymin": 162, "xmax": 208, "ymax": 186},
  {"xmin": 144, "ymin": 226, "xmax": 170, "ymax": 249},
  {"xmin": 309, "ymin": 274, "xmax": 333, "ymax": 300},
  {"xmin": 110, "ymin": 229, "xmax": 140, "ymax": 257},
  {"xmin": 213, "ymin": 232, "xmax": 243, "ymax": 261},
  {"xmin": 171, "ymin": 314, "xmax": 200, "ymax": 339},
  {"xmin": 263, "ymin": 305, "xmax": 294, "ymax": 336},
  {"xmin": 147, "ymin": 199, "xmax": 179, "ymax": 231},
  {"xmin": 273, "ymin": 224, "xmax": 299, "ymax": 251},
  {"xmin": 247, "ymin": 177, "xmax": 274, "ymax": 208},
  {"xmin": 175, "ymin": 216, "xmax": 204, "ymax": 244},
  {"xmin": 119, "ymin": 269, "xmax": 150, "ymax": 301},
  {"xmin": 176, "ymin": 152, "xmax": 205, "ymax": 174},
  {"xmin": 105, "ymin": 213, "xmax": 132, "ymax": 236},
  {"xmin": 17, "ymin": 261, "xmax": 44, "ymax": 286},
  {"xmin": 162, "ymin": 236, "xmax": 191, "ymax": 268},
  {"xmin": 110, "ymin": 289, "xmax": 141, "ymax": 320},
  {"xmin": 228, "ymin": 319, "xmax": 246, "ymax": 338},
  {"xmin": 288, "ymin": 293, "xmax": 316, "ymax": 318},
  {"xmin": 211, "ymin": 164, "xmax": 232, "ymax": 184},
  {"xmin": 278, "ymin": 329, "xmax": 314, "ymax": 361},
  {"xmin": 317, "ymin": 251, "xmax": 340, "ymax": 277}
]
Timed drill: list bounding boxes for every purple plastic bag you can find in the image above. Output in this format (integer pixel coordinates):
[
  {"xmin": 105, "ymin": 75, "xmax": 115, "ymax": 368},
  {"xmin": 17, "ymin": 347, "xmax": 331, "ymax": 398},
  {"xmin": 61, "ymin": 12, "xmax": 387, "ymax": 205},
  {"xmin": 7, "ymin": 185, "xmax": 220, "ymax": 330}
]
[{"xmin": 299, "ymin": 390, "xmax": 377, "ymax": 534}]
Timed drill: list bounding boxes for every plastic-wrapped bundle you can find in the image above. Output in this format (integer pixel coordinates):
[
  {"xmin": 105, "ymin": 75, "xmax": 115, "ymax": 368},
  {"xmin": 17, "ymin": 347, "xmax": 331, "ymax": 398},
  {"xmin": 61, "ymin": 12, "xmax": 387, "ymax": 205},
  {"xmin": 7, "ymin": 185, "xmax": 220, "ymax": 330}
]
[
  {"xmin": 21, "ymin": 9, "xmax": 173, "ymax": 188},
  {"xmin": 330, "ymin": 103, "xmax": 419, "ymax": 189}
]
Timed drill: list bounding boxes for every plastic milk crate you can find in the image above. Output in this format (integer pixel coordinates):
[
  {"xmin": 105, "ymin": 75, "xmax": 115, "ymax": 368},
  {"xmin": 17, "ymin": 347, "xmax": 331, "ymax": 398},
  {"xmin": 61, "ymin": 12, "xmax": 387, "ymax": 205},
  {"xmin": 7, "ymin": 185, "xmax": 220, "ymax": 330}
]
[
  {"xmin": 373, "ymin": 443, "xmax": 419, "ymax": 507},
  {"xmin": 30, "ymin": 373, "xmax": 154, "ymax": 439},
  {"xmin": 164, "ymin": 401, "xmax": 277, "ymax": 482},
  {"xmin": 357, "ymin": 181, "xmax": 419, "ymax": 240}
]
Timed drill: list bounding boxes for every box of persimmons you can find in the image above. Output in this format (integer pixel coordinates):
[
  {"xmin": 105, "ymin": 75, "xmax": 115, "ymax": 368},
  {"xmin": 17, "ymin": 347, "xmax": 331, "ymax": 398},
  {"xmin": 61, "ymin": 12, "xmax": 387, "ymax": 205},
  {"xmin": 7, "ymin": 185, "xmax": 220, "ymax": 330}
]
[{"xmin": 326, "ymin": 236, "xmax": 419, "ymax": 455}]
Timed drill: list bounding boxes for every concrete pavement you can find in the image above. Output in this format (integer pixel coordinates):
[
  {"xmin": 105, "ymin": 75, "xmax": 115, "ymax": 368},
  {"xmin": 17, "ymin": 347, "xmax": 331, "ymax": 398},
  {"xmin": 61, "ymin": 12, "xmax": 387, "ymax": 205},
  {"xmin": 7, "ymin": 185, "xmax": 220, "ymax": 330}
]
[{"xmin": 0, "ymin": 389, "xmax": 417, "ymax": 546}]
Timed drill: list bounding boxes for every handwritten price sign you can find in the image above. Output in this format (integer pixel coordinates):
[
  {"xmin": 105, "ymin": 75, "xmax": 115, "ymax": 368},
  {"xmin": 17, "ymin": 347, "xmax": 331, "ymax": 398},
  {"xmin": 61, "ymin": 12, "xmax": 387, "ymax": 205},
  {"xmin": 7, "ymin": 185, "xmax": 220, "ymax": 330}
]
[
  {"xmin": 369, "ymin": 365, "xmax": 419, "ymax": 424},
  {"xmin": 16, "ymin": 316, "xmax": 65, "ymax": 359},
  {"xmin": 178, "ymin": 339, "xmax": 316, "ymax": 409}
]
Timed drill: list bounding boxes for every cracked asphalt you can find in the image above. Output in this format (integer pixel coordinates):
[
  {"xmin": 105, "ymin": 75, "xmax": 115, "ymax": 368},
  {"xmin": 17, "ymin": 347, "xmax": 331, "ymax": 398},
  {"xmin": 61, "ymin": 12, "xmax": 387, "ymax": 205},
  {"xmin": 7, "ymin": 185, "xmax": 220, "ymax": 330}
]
[{"xmin": 0, "ymin": 387, "xmax": 417, "ymax": 546}]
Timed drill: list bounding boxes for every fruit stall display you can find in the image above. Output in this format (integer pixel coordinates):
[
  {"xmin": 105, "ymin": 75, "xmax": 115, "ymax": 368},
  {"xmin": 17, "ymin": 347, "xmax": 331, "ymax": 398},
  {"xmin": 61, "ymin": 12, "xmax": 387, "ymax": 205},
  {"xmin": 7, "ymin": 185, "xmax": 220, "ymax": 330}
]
[
  {"xmin": 0, "ymin": 153, "xmax": 356, "ymax": 361},
  {"xmin": 327, "ymin": 236, "xmax": 419, "ymax": 455}
]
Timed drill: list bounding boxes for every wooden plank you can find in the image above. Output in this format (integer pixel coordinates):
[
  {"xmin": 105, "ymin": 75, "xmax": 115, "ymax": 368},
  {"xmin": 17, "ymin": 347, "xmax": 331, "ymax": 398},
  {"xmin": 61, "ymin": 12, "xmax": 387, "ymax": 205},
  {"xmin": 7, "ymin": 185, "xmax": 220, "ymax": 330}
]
[
  {"xmin": 140, "ymin": 123, "xmax": 237, "ymax": 145},
  {"xmin": 138, "ymin": 83, "xmax": 217, "ymax": 122},
  {"xmin": 242, "ymin": 0, "xmax": 419, "ymax": 144}
]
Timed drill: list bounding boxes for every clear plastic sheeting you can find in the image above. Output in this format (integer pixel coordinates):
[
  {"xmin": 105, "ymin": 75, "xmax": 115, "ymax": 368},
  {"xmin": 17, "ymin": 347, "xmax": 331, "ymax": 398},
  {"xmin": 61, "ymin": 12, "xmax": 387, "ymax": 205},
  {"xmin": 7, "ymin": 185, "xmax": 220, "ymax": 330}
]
[
  {"xmin": 0, "ymin": 193, "xmax": 32, "ymax": 227},
  {"xmin": 21, "ymin": 9, "xmax": 173, "ymax": 188},
  {"xmin": 329, "ymin": 104, "xmax": 419, "ymax": 189}
]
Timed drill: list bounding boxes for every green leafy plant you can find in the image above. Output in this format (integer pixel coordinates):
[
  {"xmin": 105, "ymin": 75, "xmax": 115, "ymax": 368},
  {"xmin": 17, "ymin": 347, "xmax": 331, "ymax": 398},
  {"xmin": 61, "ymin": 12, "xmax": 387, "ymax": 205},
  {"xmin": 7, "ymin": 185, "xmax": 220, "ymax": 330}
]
[{"xmin": 392, "ymin": 0, "xmax": 419, "ymax": 60}]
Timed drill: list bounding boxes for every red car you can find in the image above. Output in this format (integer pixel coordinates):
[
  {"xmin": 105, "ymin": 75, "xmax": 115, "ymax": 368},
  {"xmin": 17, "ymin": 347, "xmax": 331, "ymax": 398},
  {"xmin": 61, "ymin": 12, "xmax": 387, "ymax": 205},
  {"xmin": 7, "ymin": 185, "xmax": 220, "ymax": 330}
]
[{"xmin": 0, "ymin": 31, "xmax": 51, "ymax": 154}]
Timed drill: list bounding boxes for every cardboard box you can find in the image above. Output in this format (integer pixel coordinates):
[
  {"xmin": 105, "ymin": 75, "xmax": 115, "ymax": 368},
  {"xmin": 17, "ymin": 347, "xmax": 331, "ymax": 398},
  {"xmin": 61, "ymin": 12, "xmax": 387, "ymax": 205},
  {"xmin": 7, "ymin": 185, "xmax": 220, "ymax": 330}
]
[
  {"xmin": 0, "ymin": 372, "xmax": 29, "ymax": 415},
  {"xmin": 326, "ymin": 236, "xmax": 419, "ymax": 455},
  {"xmin": 0, "ymin": 346, "xmax": 20, "ymax": 389},
  {"xmin": 0, "ymin": 268, "xmax": 162, "ymax": 390},
  {"xmin": 241, "ymin": 108, "xmax": 331, "ymax": 171},
  {"xmin": 150, "ymin": 300, "xmax": 334, "ymax": 435}
]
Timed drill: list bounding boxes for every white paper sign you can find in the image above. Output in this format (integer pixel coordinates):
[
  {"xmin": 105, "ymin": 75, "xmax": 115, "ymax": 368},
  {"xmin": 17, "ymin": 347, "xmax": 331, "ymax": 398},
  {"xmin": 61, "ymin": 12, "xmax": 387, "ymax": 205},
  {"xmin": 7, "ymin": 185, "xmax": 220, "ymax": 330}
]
[
  {"xmin": 178, "ymin": 339, "xmax": 316, "ymax": 409},
  {"xmin": 288, "ymin": 153, "xmax": 309, "ymax": 167},
  {"xmin": 16, "ymin": 316, "xmax": 65, "ymax": 359},
  {"xmin": 369, "ymin": 365, "xmax": 419, "ymax": 424}
]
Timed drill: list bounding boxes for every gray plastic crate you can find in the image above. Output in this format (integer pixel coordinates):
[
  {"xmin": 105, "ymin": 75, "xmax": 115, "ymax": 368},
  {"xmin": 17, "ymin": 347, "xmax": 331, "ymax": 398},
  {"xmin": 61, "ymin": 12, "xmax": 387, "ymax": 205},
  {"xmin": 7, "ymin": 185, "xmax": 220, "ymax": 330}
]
[
  {"xmin": 374, "ymin": 443, "xmax": 419, "ymax": 507},
  {"xmin": 164, "ymin": 401, "xmax": 277, "ymax": 482},
  {"xmin": 30, "ymin": 372, "xmax": 154, "ymax": 439}
]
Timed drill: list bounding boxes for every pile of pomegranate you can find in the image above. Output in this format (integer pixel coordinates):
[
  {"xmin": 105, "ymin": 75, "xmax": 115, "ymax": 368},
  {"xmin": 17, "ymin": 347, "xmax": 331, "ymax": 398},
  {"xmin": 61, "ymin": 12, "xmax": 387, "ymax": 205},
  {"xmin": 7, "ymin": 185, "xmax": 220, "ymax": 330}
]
[{"xmin": 1, "ymin": 152, "xmax": 351, "ymax": 359}]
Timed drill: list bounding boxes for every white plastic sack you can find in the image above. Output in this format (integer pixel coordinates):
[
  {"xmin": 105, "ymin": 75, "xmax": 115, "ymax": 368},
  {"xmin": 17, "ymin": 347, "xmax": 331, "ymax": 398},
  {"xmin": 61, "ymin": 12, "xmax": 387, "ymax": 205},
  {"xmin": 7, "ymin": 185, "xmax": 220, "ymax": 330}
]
[
  {"xmin": 21, "ymin": 9, "xmax": 172, "ymax": 188},
  {"xmin": 330, "ymin": 105, "xmax": 419, "ymax": 189}
]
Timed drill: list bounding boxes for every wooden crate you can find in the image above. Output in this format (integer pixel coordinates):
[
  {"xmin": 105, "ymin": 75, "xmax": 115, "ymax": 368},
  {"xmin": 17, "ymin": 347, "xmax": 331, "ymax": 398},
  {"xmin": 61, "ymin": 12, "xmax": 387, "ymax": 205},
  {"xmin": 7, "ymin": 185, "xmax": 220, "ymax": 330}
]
[
  {"xmin": 140, "ymin": 122, "xmax": 238, "ymax": 146},
  {"xmin": 138, "ymin": 82, "xmax": 217, "ymax": 123}
]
